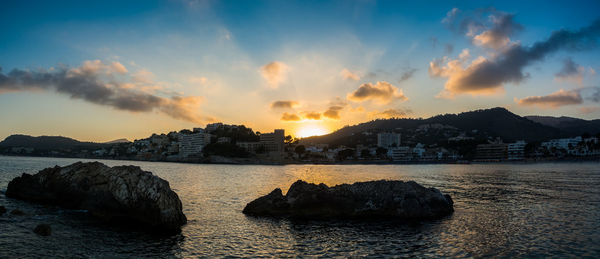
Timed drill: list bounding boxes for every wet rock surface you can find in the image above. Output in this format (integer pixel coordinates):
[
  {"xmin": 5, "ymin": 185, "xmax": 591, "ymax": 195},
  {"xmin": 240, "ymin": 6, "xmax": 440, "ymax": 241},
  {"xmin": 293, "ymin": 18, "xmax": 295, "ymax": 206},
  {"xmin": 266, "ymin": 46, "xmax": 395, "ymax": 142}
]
[
  {"xmin": 34, "ymin": 224, "xmax": 52, "ymax": 236},
  {"xmin": 10, "ymin": 209, "xmax": 25, "ymax": 216},
  {"xmin": 243, "ymin": 180, "xmax": 454, "ymax": 220},
  {"xmin": 6, "ymin": 162, "xmax": 187, "ymax": 234}
]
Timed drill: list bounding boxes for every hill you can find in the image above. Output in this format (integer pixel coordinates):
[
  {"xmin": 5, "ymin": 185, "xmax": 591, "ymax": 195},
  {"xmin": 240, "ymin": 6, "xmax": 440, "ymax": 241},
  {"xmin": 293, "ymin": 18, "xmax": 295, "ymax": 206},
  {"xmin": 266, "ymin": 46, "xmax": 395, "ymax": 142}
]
[
  {"xmin": 103, "ymin": 138, "xmax": 131, "ymax": 144},
  {"xmin": 303, "ymin": 107, "xmax": 569, "ymax": 146},
  {"xmin": 525, "ymin": 116, "xmax": 600, "ymax": 136},
  {"xmin": 0, "ymin": 135, "xmax": 107, "ymax": 150}
]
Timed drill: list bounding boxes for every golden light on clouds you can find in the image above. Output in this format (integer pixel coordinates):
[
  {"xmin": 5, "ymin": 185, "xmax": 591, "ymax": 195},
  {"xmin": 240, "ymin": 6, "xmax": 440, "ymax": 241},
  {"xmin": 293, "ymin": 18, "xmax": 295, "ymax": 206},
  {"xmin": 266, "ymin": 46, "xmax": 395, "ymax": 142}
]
[{"xmin": 260, "ymin": 61, "xmax": 288, "ymax": 88}]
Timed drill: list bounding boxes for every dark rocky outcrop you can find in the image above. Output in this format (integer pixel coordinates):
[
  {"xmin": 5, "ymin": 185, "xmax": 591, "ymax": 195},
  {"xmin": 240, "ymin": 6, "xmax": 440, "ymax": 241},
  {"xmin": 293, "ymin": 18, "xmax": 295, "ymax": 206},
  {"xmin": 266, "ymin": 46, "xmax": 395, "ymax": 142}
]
[
  {"xmin": 10, "ymin": 209, "xmax": 25, "ymax": 216},
  {"xmin": 6, "ymin": 162, "xmax": 187, "ymax": 234},
  {"xmin": 243, "ymin": 180, "xmax": 454, "ymax": 220},
  {"xmin": 34, "ymin": 224, "xmax": 52, "ymax": 236},
  {"xmin": 0, "ymin": 206, "xmax": 6, "ymax": 215}
]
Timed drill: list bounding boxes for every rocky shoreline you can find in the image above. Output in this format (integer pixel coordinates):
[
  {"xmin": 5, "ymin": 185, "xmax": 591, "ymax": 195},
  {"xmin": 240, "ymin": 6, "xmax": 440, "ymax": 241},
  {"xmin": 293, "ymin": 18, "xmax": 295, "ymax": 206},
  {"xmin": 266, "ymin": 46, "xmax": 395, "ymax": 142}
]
[
  {"xmin": 5, "ymin": 162, "xmax": 187, "ymax": 234},
  {"xmin": 243, "ymin": 180, "xmax": 454, "ymax": 220}
]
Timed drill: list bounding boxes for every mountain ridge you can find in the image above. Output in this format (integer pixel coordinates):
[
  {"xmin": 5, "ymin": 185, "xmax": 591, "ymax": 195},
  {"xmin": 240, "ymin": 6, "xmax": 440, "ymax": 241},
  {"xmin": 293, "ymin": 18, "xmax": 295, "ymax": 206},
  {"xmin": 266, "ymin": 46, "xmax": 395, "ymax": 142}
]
[{"xmin": 302, "ymin": 107, "xmax": 598, "ymax": 145}]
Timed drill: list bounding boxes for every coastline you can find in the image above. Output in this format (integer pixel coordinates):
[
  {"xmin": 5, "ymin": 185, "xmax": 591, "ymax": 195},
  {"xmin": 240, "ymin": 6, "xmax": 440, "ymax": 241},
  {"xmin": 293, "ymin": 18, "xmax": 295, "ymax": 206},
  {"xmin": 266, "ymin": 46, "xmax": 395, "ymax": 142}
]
[{"xmin": 1, "ymin": 154, "xmax": 598, "ymax": 166}]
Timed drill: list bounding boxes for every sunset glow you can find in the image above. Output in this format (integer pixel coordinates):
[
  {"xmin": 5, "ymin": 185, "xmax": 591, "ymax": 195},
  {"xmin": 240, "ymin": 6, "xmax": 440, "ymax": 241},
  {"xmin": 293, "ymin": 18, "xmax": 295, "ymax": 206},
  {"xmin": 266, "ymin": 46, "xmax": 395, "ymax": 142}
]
[
  {"xmin": 0, "ymin": 1, "xmax": 598, "ymax": 142},
  {"xmin": 296, "ymin": 125, "xmax": 329, "ymax": 138}
]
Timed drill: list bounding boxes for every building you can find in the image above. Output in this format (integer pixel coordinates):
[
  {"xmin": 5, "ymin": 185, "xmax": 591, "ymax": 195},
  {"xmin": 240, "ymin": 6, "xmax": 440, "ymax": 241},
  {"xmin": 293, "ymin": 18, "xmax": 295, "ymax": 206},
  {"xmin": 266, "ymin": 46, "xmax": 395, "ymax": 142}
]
[
  {"xmin": 260, "ymin": 129, "xmax": 285, "ymax": 153},
  {"xmin": 205, "ymin": 123, "xmax": 223, "ymax": 132},
  {"xmin": 507, "ymin": 141, "xmax": 526, "ymax": 160},
  {"xmin": 236, "ymin": 142, "xmax": 263, "ymax": 152},
  {"xmin": 388, "ymin": 146, "xmax": 411, "ymax": 161},
  {"xmin": 475, "ymin": 143, "xmax": 508, "ymax": 161},
  {"xmin": 377, "ymin": 133, "xmax": 401, "ymax": 148},
  {"xmin": 541, "ymin": 137, "xmax": 582, "ymax": 152},
  {"xmin": 179, "ymin": 132, "xmax": 211, "ymax": 157},
  {"xmin": 236, "ymin": 129, "xmax": 284, "ymax": 154},
  {"xmin": 217, "ymin": 137, "xmax": 231, "ymax": 143}
]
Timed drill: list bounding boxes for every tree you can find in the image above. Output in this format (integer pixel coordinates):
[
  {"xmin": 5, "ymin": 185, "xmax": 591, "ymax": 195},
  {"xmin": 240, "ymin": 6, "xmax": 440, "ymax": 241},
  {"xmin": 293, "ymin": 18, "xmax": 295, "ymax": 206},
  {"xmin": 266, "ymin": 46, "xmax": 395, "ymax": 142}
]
[
  {"xmin": 376, "ymin": 147, "xmax": 388, "ymax": 157},
  {"xmin": 337, "ymin": 148, "xmax": 355, "ymax": 160},
  {"xmin": 284, "ymin": 135, "xmax": 293, "ymax": 144},
  {"xmin": 360, "ymin": 149, "xmax": 371, "ymax": 158},
  {"xmin": 295, "ymin": 145, "xmax": 306, "ymax": 155}
]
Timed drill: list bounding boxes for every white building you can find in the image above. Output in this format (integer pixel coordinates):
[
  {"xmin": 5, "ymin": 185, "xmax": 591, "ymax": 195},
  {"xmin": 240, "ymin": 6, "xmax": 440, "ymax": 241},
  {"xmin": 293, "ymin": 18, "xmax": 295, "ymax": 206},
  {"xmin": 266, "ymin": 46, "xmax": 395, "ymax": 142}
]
[
  {"xmin": 412, "ymin": 143, "xmax": 426, "ymax": 158},
  {"xmin": 541, "ymin": 137, "xmax": 582, "ymax": 153},
  {"xmin": 377, "ymin": 133, "xmax": 401, "ymax": 148},
  {"xmin": 388, "ymin": 146, "xmax": 411, "ymax": 161},
  {"xmin": 179, "ymin": 133, "xmax": 211, "ymax": 157},
  {"xmin": 508, "ymin": 141, "xmax": 526, "ymax": 160}
]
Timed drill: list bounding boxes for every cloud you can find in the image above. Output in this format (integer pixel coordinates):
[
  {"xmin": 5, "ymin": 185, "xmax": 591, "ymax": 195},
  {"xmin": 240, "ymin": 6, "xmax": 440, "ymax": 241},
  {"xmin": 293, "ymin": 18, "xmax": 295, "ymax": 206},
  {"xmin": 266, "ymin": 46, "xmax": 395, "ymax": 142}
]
[
  {"xmin": 516, "ymin": 89, "xmax": 583, "ymax": 108},
  {"xmin": 442, "ymin": 8, "xmax": 459, "ymax": 24},
  {"xmin": 555, "ymin": 58, "xmax": 585, "ymax": 84},
  {"xmin": 189, "ymin": 76, "xmax": 208, "ymax": 84},
  {"xmin": 281, "ymin": 112, "xmax": 301, "ymax": 121},
  {"xmin": 443, "ymin": 7, "xmax": 522, "ymax": 49},
  {"xmin": 270, "ymin": 100, "xmax": 299, "ymax": 109},
  {"xmin": 303, "ymin": 111, "xmax": 321, "ymax": 120},
  {"xmin": 430, "ymin": 19, "xmax": 600, "ymax": 97},
  {"xmin": 430, "ymin": 37, "xmax": 438, "ymax": 48},
  {"xmin": 472, "ymin": 14, "xmax": 523, "ymax": 49},
  {"xmin": 445, "ymin": 43, "xmax": 454, "ymax": 54},
  {"xmin": 372, "ymin": 108, "xmax": 412, "ymax": 119},
  {"xmin": 398, "ymin": 68, "xmax": 417, "ymax": 83},
  {"xmin": 110, "ymin": 61, "xmax": 128, "ymax": 74},
  {"xmin": 589, "ymin": 87, "xmax": 600, "ymax": 102},
  {"xmin": 323, "ymin": 105, "xmax": 343, "ymax": 119},
  {"xmin": 590, "ymin": 67, "xmax": 597, "ymax": 76},
  {"xmin": 347, "ymin": 81, "xmax": 408, "ymax": 104},
  {"xmin": 261, "ymin": 61, "xmax": 288, "ymax": 88},
  {"xmin": 578, "ymin": 106, "xmax": 600, "ymax": 114},
  {"xmin": 0, "ymin": 61, "xmax": 206, "ymax": 123},
  {"xmin": 340, "ymin": 68, "xmax": 360, "ymax": 81},
  {"xmin": 132, "ymin": 69, "xmax": 155, "ymax": 84}
]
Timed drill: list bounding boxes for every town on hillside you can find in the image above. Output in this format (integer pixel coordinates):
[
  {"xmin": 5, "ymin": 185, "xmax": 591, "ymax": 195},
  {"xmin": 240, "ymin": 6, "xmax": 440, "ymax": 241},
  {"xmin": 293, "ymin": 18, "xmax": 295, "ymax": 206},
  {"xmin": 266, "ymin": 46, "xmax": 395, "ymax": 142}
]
[{"xmin": 2, "ymin": 121, "xmax": 599, "ymax": 164}]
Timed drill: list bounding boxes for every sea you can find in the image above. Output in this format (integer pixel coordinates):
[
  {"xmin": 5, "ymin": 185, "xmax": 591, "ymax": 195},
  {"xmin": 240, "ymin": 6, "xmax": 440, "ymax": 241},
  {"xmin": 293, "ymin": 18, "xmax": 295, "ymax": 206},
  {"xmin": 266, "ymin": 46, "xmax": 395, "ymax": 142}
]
[{"xmin": 1, "ymin": 156, "xmax": 599, "ymax": 258}]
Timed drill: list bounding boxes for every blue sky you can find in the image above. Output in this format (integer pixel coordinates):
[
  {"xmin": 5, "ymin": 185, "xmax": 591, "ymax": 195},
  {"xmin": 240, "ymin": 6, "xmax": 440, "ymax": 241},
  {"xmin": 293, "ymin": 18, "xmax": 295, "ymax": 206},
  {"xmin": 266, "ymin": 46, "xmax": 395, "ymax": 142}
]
[{"xmin": 1, "ymin": 0, "xmax": 600, "ymax": 141}]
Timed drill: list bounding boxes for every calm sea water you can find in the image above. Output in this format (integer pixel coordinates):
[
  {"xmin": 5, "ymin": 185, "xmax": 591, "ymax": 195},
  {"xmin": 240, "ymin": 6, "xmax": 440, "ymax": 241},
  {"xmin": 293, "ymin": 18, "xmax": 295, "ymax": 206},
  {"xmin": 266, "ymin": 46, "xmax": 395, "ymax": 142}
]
[{"xmin": 1, "ymin": 156, "xmax": 599, "ymax": 258}]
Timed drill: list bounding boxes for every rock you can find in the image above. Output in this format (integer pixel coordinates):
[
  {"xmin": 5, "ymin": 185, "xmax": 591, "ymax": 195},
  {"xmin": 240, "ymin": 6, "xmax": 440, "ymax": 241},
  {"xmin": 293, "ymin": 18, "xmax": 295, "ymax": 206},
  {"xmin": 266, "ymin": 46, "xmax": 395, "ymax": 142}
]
[
  {"xmin": 34, "ymin": 224, "xmax": 52, "ymax": 236},
  {"xmin": 243, "ymin": 180, "xmax": 454, "ymax": 220},
  {"xmin": 6, "ymin": 162, "xmax": 187, "ymax": 234},
  {"xmin": 0, "ymin": 206, "xmax": 6, "ymax": 215},
  {"xmin": 10, "ymin": 209, "xmax": 25, "ymax": 216}
]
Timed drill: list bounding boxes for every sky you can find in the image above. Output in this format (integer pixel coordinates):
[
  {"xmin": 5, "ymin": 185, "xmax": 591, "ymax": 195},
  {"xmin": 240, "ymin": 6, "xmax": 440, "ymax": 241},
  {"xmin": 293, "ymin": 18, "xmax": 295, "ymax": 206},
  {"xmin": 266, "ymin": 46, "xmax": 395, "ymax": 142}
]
[{"xmin": 1, "ymin": 0, "xmax": 600, "ymax": 142}]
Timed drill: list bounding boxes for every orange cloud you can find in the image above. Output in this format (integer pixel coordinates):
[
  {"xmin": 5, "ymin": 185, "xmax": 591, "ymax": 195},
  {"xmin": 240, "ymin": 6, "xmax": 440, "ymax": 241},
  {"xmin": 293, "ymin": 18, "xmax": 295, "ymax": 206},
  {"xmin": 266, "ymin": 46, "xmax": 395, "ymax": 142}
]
[
  {"xmin": 323, "ymin": 106, "xmax": 343, "ymax": 119},
  {"xmin": 0, "ymin": 60, "xmax": 209, "ymax": 123},
  {"xmin": 261, "ymin": 61, "xmax": 288, "ymax": 88},
  {"xmin": 578, "ymin": 106, "xmax": 600, "ymax": 114},
  {"xmin": 340, "ymin": 68, "xmax": 360, "ymax": 81},
  {"xmin": 516, "ymin": 89, "xmax": 583, "ymax": 108},
  {"xmin": 281, "ymin": 112, "xmax": 301, "ymax": 121},
  {"xmin": 271, "ymin": 100, "xmax": 299, "ymax": 109},
  {"xmin": 303, "ymin": 111, "xmax": 321, "ymax": 120},
  {"xmin": 347, "ymin": 81, "xmax": 407, "ymax": 104}
]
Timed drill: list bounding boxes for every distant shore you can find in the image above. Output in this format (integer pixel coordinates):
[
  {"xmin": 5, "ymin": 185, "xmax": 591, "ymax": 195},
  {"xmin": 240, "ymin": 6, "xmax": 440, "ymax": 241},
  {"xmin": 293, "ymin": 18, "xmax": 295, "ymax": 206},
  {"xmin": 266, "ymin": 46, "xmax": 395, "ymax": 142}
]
[{"xmin": 1, "ymin": 154, "xmax": 599, "ymax": 166}]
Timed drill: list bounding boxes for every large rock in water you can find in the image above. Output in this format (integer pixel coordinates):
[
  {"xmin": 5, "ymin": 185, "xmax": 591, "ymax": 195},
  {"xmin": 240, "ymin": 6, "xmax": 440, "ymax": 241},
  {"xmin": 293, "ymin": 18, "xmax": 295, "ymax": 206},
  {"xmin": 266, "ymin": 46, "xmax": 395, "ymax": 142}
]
[
  {"xmin": 243, "ymin": 180, "xmax": 453, "ymax": 219},
  {"xmin": 6, "ymin": 162, "xmax": 187, "ymax": 233}
]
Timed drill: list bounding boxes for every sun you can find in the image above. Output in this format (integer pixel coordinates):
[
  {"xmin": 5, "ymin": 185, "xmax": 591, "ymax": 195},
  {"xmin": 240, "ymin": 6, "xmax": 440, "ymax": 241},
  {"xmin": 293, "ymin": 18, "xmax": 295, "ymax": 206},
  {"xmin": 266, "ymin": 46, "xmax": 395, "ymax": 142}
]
[{"xmin": 296, "ymin": 125, "xmax": 329, "ymax": 138}]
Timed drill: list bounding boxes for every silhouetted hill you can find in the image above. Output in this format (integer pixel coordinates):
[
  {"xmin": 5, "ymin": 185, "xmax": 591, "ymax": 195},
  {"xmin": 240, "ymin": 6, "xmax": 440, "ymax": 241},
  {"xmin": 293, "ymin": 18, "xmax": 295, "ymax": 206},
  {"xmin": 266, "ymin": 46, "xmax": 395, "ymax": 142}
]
[
  {"xmin": 303, "ymin": 107, "xmax": 568, "ymax": 145},
  {"xmin": 104, "ymin": 138, "xmax": 131, "ymax": 144},
  {"xmin": 0, "ymin": 135, "xmax": 106, "ymax": 150},
  {"xmin": 525, "ymin": 116, "xmax": 600, "ymax": 136}
]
